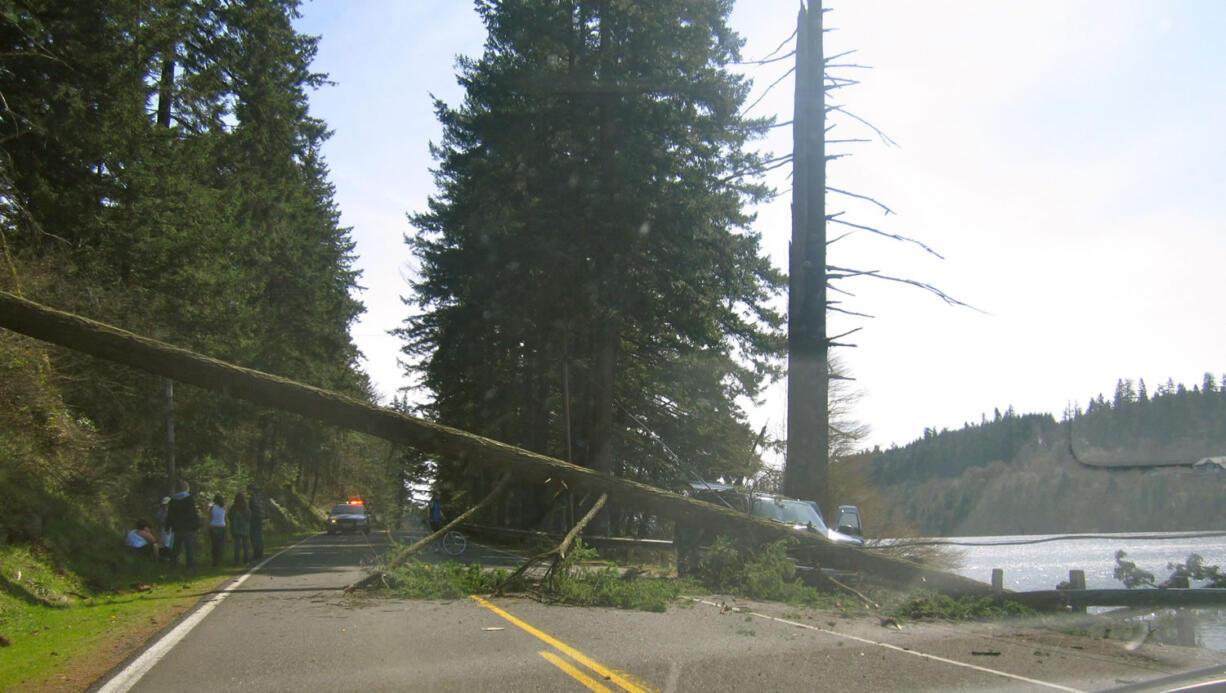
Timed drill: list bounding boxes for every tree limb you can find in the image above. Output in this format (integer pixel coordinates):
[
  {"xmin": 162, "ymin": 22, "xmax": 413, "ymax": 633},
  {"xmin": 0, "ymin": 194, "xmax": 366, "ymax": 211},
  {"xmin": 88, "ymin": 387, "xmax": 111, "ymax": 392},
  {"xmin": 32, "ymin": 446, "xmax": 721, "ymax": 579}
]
[
  {"xmin": 498, "ymin": 492, "xmax": 609, "ymax": 593},
  {"xmin": 348, "ymin": 473, "xmax": 513, "ymax": 591},
  {"xmin": 827, "ymin": 214, "xmax": 944, "ymax": 259},
  {"xmin": 827, "ymin": 186, "xmax": 894, "ymax": 215}
]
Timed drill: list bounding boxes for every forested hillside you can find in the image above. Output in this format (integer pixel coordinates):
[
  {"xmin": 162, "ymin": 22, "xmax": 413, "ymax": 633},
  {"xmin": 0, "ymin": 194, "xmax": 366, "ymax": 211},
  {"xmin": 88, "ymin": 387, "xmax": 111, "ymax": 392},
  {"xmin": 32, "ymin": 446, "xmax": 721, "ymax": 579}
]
[
  {"xmin": 0, "ymin": 0, "xmax": 402, "ymax": 548},
  {"xmin": 864, "ymin": 375, "xmax": 1226, "ymax": 535}
]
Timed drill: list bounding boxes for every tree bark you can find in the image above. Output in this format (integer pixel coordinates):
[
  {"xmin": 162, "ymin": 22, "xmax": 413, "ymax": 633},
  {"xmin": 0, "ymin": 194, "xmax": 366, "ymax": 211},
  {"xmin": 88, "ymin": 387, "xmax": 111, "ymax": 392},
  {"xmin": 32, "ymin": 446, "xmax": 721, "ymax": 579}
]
[
  {"xmin": 588, "ymin": 325, "xmax": 617, "ymax": 534},
  {"xmin": 785, "ymin": 1, "xmax": 830, "ymax": 511},
  {"xmin": 156, "ymin": 56, "xmax": 175, "ymax": 129}
]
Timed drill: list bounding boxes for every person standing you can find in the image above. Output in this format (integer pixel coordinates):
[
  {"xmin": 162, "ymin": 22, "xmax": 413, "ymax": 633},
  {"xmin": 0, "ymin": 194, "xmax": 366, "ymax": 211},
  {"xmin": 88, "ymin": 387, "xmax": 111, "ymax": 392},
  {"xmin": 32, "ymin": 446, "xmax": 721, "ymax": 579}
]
[
  {"xmin": 428, "ymin": 493, "xmax": 445, "ymax": 532},
  {"xmin": 208, "ymin": 494, "xmax": 226, "ymax": 567},
  {"xmin": 248, "ymin": 484, "xmax": 266, "ymax": 560},
  {"xmin": 165, "ymin": 480, "xmax": 200, "ymax": 567},
  {"xmin": 228, "ymin": 493, "xmax": 251, "ymax": 564},
  {"xmin": 428, "ymin": 493, "xmax": 446, "ymax": 553}
]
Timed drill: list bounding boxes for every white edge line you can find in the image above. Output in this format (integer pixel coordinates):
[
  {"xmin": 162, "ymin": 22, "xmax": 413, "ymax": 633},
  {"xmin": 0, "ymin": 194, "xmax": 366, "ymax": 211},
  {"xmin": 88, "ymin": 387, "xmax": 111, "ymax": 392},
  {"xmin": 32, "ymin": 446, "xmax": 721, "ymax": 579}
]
[
  {"xmin": 95, "ymin": 535, "xmax": 313, "ymax": 693},
  {"xmin": 686, "ymin": 598, "xmax": 1085, "ymax": 693}
]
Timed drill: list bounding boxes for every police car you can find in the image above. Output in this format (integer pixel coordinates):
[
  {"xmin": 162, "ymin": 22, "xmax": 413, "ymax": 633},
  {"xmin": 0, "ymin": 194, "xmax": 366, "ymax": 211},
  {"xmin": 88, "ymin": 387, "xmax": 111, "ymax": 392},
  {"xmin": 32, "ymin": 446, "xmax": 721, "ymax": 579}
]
[{"xmin": 325, "ymin": 499, "xmax": 371, "ymax": 535}]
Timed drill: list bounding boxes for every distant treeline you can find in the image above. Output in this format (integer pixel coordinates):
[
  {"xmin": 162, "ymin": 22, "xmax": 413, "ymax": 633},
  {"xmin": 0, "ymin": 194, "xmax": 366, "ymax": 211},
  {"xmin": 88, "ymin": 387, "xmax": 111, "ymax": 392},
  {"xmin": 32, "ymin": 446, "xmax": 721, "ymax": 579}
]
[{"xmin": 864, "ymin": 375, "xmax": 1226, "ymax": 535}]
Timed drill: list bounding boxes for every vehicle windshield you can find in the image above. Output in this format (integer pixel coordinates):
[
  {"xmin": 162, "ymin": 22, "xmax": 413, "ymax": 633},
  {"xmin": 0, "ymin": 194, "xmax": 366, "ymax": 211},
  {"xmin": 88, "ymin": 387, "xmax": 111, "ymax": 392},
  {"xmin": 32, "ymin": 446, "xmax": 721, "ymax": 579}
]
[
  {"xmin": 835, "ymin": 507, "xmax": 861, "ymax": 530},
  {"xmin": 330, "ymin": 505, "xmax": 365, "ymax": 515},
  {"xmin": 750, "ymin": 497, "xmax": 828, "ymax": 532}
]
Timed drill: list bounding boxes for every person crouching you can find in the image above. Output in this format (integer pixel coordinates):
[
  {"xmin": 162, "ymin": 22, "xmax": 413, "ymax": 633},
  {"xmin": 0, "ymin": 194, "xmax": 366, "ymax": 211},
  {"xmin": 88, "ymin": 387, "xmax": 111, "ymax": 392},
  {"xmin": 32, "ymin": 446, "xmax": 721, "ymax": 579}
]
[{"xmin": 125, "ymin": 520, "xmax": 160, "ymax": 561}]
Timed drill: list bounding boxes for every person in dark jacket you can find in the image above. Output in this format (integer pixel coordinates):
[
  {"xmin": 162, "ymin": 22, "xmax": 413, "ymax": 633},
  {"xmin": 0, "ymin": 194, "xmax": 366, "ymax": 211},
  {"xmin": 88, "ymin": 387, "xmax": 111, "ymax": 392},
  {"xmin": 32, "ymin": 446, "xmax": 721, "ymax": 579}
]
[
  {"xmin": 229, "ymin": 493, "xmax": 251, "ymax": 564},
  {"xmin": 165, "ymin": 480, "xmax": 201, "ymax": 568},
  {"xmin": 248, "ymin": 484, "xmax": 266, "ymax": 560}
]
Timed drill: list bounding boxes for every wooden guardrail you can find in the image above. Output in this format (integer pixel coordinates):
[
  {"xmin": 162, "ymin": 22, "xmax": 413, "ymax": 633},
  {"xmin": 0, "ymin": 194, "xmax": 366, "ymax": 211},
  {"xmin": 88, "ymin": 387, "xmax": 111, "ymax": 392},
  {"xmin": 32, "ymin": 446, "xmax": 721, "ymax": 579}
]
[
  {"xmin": 1005, "ymin": 588, "xmax": 1226, "ymax": 611},
  {"xmin": 0, "ymin": 290, "xmax": 995, "ymax": 596},
  {"xmin": 986, "ymin": 568, "xmax": 1226, "ymax": 611},
  {"xmin": 459, "ymin": 523, "xmax": 675, "ymax": 564}
]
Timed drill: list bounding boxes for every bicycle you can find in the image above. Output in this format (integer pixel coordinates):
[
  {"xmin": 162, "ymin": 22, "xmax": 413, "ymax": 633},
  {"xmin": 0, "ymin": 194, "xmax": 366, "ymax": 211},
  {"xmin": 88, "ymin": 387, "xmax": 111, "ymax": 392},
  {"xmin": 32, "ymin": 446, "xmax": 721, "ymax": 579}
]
[{"xmin": 440, "ymin": 529, "xmax": 467, "ymax": 556}]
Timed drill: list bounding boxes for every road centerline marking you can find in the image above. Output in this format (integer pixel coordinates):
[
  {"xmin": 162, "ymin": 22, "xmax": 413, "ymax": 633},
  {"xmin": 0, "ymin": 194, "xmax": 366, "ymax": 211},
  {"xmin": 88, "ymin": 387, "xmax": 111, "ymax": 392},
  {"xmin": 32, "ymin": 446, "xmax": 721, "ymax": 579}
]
[
  {"xmin": 686, "ymin": 597, "xmax": 1084, "ymax": 693},
  {"xmin": 539, "ymin": 650, "xmax": 616, "ymax": 692},
  {"xmin": 470, "ymin": 595, "xmax": 656, "ymax": 693}
]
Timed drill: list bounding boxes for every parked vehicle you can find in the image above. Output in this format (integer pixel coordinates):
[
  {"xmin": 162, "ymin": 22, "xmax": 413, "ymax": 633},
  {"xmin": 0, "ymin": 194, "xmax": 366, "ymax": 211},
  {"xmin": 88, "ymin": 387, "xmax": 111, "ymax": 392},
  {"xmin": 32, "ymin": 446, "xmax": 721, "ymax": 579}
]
[
  {"xmin": 749, "ymin": 494, "xmax": 863, "ymax": 547},
  {"xmin": 325, "ymin": 499, "xmax": 371, "ymax": 535},
  {"xmin": 833, "ymin": 505, "xmax": 862, "ymax": 542},
  {"xmin": 675, "ymin": 482, "xmax": 863, "ymax": 576}
]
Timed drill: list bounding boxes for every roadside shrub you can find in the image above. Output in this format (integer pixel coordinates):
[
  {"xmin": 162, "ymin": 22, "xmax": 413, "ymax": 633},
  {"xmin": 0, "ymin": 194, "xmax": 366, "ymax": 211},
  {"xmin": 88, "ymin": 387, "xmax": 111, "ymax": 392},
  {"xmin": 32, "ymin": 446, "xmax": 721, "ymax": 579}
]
[
  {"xmin": 545, "ymin": 542, "xmax": 687, "ymax": 612},
  {"xmin": 696, "ymin": 536, "xmax": 746, "ymax": 592},
  {"xmin": 551, "ymin": 565, "xmax": 683, "ymax": 612},
  {"xmin": 891, "ymin": 591, "xmax": 1036, "ymax": 621},
  {"xmin": 695, "ymin": 537, "xmax": 834, "ymax": 606}
]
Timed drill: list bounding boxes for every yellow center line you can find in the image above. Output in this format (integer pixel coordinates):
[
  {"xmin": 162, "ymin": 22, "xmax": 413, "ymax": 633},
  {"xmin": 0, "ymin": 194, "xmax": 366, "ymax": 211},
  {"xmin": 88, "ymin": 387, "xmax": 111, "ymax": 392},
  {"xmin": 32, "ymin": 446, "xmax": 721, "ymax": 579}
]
[
  {"xmin": 470, "ymin": 594, "xmax": 656, "ymax": 693},
  {"xmin": 539, "ymin": 651, "xmax": 616, "ymax": 693}
]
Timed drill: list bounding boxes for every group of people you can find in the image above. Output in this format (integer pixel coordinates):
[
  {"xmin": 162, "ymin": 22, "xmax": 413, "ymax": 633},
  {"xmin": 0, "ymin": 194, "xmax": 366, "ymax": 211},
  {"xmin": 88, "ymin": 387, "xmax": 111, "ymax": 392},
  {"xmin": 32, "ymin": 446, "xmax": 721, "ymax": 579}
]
[{"xmin": 125, "ymin": 480, "xmax": 266, "ymax": 568}]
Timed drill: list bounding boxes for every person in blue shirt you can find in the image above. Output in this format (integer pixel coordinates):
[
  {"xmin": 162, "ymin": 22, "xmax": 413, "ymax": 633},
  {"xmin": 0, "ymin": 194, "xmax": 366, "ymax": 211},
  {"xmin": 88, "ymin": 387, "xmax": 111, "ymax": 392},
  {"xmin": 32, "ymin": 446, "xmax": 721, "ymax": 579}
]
[{"xmin": 428, "ymin": 493, "xmax": 445, "ymax": 533}]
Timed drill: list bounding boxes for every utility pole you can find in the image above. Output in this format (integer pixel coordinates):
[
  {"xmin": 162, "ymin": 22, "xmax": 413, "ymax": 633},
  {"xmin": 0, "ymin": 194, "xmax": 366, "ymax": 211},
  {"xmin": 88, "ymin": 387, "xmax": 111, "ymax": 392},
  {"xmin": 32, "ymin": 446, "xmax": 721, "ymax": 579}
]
[
  {"xmin": 165, "ymin": 377, "xmax": 176, "ymax": 494},
  {"xmin": 784, "ymin": 0, "xmax": 829, "ymax": 510}
]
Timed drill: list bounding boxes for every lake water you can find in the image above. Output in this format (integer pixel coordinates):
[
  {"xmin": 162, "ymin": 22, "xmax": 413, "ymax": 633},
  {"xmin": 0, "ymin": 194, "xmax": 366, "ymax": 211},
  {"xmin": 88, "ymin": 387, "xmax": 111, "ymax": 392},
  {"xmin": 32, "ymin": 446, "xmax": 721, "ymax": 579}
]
[{"xmin": 934, "ymin": 531, "xmax": 1226, "ymax": 652}]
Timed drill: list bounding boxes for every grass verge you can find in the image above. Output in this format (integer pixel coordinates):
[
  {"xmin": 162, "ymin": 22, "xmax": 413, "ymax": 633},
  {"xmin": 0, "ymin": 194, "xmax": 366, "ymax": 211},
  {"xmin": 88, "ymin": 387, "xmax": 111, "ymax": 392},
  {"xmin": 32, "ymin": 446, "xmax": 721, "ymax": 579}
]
[{"xmin": 0, "ymin": 532, "xmax": 306, "ymax": 692}]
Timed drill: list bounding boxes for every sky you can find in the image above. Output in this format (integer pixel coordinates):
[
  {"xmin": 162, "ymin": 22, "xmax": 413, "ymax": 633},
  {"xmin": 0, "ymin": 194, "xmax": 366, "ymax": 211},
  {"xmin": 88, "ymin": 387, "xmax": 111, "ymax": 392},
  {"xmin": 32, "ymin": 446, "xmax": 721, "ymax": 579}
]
[{"xmin": 293, "ymin": 0, "xmax": 1226, "ymax": 452}]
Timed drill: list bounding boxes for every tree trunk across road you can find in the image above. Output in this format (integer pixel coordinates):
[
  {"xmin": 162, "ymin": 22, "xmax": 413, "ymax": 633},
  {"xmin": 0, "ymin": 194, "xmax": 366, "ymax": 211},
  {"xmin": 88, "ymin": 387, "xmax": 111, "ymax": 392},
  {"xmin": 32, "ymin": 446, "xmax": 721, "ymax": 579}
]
[{"xmin": 0, "ymin": 290, "xmax": 988, "ymax": 595}]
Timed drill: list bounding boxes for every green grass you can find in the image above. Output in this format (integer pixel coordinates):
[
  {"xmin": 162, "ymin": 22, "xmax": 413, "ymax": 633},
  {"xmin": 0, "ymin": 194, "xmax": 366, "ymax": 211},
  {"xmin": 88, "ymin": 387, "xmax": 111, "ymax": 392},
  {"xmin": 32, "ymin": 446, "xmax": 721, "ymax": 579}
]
[
  {"xmin": 695, "ymin": 537, "xmax": 846, "ymax": 609},
  {"xmin": 0, "ymin": 532, "xmax": 306, "ymax": 691},
  {"xmin": 383, "ymin": 561, "xmax": 512, "ymax": 600},
  {"xmin": 887, "ymin": 591, "xmax": 1038, "ymax": 622},
  {"xmin": 547, "ymin": 564, "xmax": 691, "ymax": 612},
  {"xmin": 381, "ymin": 541, "xmax": 694, "ymax": 613}
]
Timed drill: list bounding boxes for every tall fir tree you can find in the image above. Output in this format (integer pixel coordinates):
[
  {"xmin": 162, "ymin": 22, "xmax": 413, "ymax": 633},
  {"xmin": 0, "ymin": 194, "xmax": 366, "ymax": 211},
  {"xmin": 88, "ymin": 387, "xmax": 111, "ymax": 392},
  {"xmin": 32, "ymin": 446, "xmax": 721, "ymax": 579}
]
[
  {"xmin": 0, "ymin": 0, "xmax": 364, "ymax": 497},
  {"xmin": 404, "ymin": 0, "xmax": 785, "ymax": 516}
]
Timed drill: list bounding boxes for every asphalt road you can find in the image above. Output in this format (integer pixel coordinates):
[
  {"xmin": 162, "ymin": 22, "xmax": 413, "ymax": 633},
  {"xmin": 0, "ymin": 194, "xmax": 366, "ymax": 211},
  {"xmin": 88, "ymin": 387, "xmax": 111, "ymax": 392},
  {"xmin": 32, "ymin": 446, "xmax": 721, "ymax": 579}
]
[{"xmin": 90, "ymin": 528, "xmax": 1223, "ymax": 692}]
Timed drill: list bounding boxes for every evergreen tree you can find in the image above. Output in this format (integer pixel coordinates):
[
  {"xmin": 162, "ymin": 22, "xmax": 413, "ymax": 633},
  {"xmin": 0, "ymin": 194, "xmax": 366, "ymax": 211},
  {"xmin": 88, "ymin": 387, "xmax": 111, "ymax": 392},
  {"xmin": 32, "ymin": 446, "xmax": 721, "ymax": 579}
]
[
  {"xmin": 403, "ymin": 0, "xmax": 784, "ymax": 507},
  {"xmin": 1113, "ymin": 378, "xmax": 1136, "ymax": 407},
  {"xmin": 0, "ymin": 0, "xmax": 365, "ymax": 498}
]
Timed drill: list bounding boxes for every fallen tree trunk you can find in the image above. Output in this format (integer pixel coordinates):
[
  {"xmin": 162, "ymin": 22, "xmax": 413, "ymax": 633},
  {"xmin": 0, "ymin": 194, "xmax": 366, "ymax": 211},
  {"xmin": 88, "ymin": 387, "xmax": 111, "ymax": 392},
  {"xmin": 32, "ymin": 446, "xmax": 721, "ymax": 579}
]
[{"xmin": 0, "ymin": 291, "xmax": 993, "ymax": 596}]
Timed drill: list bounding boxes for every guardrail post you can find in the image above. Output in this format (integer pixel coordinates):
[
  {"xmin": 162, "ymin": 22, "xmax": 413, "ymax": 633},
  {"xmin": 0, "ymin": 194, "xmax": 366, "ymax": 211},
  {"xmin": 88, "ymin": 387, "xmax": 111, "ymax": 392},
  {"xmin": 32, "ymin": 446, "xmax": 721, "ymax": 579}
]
[
  {"xmin": 1069, "ymin": 570, "xmax": 1086, "ymax": 613},
  {"xmin": 991, "ymin": 568, "xmax": 1004, "ymax": 594},
  {"xmin": 1175, "ymin": 609, "xmax": 1197, "ymax": 646}
]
